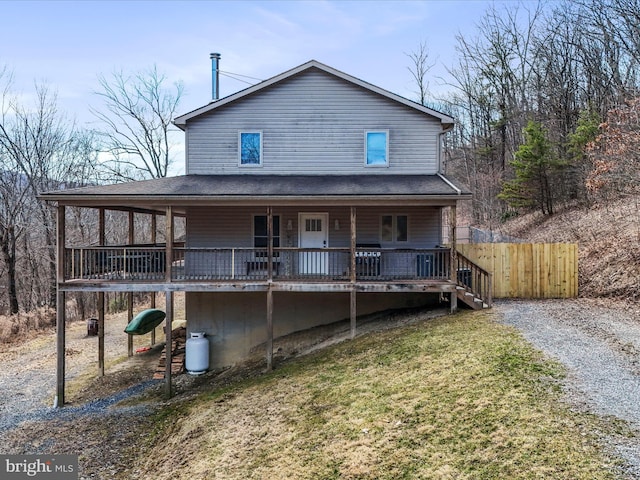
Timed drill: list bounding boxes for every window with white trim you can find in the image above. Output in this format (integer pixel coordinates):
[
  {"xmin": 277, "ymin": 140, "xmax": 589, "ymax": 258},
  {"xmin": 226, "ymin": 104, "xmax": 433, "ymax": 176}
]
[
  {"xmin": 365, "ymin": 130, "xmax": 388, "ymax": 166},
  {"xmin": 381, "ymin": 214, "xmax": 408, "ymax": 243},
  {"xmin": 239, "ymin": 131, "xmax": 262, "ymax": 165}
]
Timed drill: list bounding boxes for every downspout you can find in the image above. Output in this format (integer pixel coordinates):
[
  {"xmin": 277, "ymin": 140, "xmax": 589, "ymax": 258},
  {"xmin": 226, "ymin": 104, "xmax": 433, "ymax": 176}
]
[{"xmin": 438, "ymin": 124, "xmax": 460, "ymax": 310}]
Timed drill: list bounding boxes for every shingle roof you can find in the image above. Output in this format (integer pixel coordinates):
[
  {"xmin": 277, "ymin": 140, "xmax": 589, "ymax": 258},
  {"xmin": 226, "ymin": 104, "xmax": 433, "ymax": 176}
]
[{"xmin": 41, "ymin": 174, "xmax": 470, "ymax": 201}]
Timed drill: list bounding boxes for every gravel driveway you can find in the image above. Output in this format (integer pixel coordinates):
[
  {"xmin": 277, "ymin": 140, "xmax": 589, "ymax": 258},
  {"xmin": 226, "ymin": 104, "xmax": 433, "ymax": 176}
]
[{"xmin": 496, "ymin": 299, "xmax": 640, "ymax": 477}]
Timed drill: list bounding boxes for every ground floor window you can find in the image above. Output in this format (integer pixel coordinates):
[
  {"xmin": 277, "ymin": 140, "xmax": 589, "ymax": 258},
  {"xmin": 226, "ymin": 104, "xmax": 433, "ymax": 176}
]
[
  {"xmin": 254, "ymin": 215, "xmax": 280, "ymax": 255},
  {"xmin": 381, "ymin": 214, "xmax": 408, "ymax": 243}
]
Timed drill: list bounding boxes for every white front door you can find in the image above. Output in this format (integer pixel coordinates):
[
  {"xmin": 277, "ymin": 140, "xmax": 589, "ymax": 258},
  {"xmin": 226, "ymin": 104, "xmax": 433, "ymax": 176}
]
[{"xmin": 299, "ymin": 213, "xmax": 328, "ymax": 275}]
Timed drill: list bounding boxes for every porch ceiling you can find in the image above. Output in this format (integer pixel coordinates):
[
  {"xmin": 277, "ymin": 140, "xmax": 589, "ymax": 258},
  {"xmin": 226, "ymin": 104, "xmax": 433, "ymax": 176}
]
[{"xmin": 39, "ymin": 174, "xmax": 471, "ymax": 213}]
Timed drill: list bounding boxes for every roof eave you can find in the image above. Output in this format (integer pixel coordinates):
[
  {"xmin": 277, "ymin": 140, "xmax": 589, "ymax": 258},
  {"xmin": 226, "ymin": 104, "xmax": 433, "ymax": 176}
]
[{"xmin": 42, "ymin": 193, "xmax": 471, "ymax": 207}]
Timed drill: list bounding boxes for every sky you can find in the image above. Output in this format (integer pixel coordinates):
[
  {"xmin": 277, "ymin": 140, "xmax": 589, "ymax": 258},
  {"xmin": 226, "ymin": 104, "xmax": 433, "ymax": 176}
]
[{"xmin": 0, "ymin": 0, "xmax": 521, "ymax": 171}]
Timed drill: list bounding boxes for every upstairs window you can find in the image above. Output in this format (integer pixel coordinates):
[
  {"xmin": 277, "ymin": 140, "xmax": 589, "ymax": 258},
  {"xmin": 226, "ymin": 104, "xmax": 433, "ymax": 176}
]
[
  {"xmin": 365, "ymin": 131, "xmax": 388, "ymax": 166},
  {"xmin": 239, "ymin": 131, "xmax": 262, "ymax": 165},
  {"xmin": 381, "ymin": 214, "xmax": 408, "ymax": 243}
]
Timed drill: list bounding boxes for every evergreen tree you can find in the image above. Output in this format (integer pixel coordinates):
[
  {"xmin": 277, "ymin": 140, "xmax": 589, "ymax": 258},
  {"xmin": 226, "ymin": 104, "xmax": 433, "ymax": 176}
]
[
  {"xmin": 499, "ymin": 120, "xmax": 565, "ymax": 215},
  {"xmin": 566, "ymin": 109, "xmax": 600, "ymax": 202}
]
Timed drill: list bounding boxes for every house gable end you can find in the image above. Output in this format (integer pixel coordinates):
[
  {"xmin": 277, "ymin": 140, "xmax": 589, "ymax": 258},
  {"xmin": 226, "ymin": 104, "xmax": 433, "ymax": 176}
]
[
  {"xmin": 184, "ymin": 67, "xmax": 448, "ymax": 176},
  {"xmin": 174, "ymin": 60, "xmax": 453, "ymax": 128}
]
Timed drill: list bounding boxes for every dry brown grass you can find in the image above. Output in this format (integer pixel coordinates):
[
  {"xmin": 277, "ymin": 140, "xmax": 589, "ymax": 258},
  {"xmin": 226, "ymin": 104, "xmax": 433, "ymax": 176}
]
[
  {"xmin": 127, "ymin": 311, "xmax": 621, "ymax": 480},
  {"xmin": 0, "ymin": 307, "xmax": 56, "ymax": 343}
]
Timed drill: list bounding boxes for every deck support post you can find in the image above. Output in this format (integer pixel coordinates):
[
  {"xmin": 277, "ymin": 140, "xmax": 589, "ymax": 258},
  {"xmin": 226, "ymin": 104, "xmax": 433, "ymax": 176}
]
[
  {"xmin": 127, "ymin": 292, "xmax": 134, "ymax": 356},
  {"xmin": 150, "ymin": 213, "xmax": 157, "ymax": 345},
  {"xmin": 98, "ymin": 291, "xmax": 105, "ymax": 377},
  {"xmin": 98, "ymin": 208, "xmax": 105, "ymax": 376},
  {"xmin": 56, "ymin": 290, "xmax": 65, "ymax": 408},
  {"xmin": 55, "ymin": 205, "xmax": 66, "ymax": 408},
  {"xmin": 449, "ymin": 205, "xmax": 458, "ymax": 313},
  {"xmin": 150, "ymin": 291, "xmax": 156, "ymax": 345},
  {"xmin": 266, "ymin": 206, "xmax": 274, "ymax": 370},
  {"xmin": 127, "ymin": 211, "xmax": 135, "ymax": 356},
  {"xmin": 164, "ymin": 206, "xmax": 174, "ymax": 398},
  {"xmin": 266, "ymin": 287, "xmax": 273, "ymax": 371},
  {"xmin": 350, "ymin": 290, "xmax": 357, "ymax": 339},
  {"xmin": 350, "ymin": 207, "xmax": 357, "ymax": 339},
  {"xmin": 165, "ymin": 290, "xmax": 173, "ymax": 398}
]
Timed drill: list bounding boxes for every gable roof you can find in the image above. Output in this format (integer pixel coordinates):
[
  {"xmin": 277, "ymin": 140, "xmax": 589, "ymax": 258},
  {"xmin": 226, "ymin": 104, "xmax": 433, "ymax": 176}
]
[{"xmin": 173, "ymin": 60, "xmax": 454, "ymax": 130}]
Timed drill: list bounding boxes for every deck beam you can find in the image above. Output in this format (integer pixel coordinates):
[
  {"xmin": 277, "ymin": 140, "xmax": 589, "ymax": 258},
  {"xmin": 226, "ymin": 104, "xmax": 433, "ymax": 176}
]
[{"xmin": 58, "ymin": 280, "xmax": 457, "ymax": 293}]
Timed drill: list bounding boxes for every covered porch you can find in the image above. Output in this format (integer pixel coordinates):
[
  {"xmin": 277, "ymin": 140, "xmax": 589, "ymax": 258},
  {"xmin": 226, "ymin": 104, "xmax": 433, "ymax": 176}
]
[{"xmin": 43, "ymin": 174, "xmax": 475, "ymax": 405}]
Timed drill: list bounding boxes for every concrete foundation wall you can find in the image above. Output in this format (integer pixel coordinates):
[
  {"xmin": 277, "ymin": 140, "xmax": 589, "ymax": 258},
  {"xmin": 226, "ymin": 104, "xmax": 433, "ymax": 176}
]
[{"xmin": 186, "ymin": 291, "xmax": 439, "ymax": 369}]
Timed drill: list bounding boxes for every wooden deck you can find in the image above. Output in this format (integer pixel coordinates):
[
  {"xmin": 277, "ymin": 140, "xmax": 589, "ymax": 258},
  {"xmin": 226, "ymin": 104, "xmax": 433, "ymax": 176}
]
[{"xmin": 59, "ymin": 245, "xmax": 493, "ymax": 308}]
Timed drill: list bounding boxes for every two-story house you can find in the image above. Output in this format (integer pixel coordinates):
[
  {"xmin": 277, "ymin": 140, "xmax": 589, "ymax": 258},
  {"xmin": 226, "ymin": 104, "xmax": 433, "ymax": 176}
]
[{"xmin": 42, "ymin": 59, "xmax": 489, "ymax": 405}]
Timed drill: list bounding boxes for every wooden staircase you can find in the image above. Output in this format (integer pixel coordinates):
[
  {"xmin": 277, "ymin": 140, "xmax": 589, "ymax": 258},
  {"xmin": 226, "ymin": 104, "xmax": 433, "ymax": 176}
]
[
  {"xmin": 153, "ymin": 326, "xmax": 187, "ymax": 379},
  {"xmin": 455, "ymin": 252, "xmax": 492, "ymax": 310}
]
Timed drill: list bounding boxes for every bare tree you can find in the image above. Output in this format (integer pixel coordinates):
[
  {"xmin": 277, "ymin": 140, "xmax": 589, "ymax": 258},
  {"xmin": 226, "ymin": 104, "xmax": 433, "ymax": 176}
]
[
  {"xmin": 92, "ymin": 65, "xmax": 184, "ymax": 180},
  {"xmin": 440, "ymin": 0, "xmax": 640, "ymax": 224},
  {"xmin": 0, "ymin": 80, "xmax": 98, "ymax": 311},
  {"xmin": 406, "ymin": 41, "xmax": 435, "ymax": 106},
  {"xmin": 0, "ymin": 168, "xmax": 30, "ymax": 314},
  {"xmin": 586, "ymin": 98, "xmax": 640, "ymax": 199}
]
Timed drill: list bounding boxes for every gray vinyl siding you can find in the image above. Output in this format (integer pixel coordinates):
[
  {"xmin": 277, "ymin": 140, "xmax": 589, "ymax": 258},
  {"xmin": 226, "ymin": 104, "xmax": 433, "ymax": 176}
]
[
  {"xmin": 186, "ymin": 206, "xmax": 442, "ymax": 248},
  {"xmin": 185, "ymin": 69, "xmax": 442, "ymax": 175}
]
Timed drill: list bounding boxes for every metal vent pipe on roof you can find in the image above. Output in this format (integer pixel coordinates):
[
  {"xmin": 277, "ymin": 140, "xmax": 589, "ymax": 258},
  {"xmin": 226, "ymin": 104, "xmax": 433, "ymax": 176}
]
[{"xmin": 210, "ymin": 52, "xmax": 221, "ymax": 100}]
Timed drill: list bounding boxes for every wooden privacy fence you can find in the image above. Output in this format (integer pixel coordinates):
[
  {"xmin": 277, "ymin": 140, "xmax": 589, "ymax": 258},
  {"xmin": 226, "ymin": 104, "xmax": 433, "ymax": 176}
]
[{"xmin": 457, "ymin": 243, "xmax": 578, "ymax": 299}]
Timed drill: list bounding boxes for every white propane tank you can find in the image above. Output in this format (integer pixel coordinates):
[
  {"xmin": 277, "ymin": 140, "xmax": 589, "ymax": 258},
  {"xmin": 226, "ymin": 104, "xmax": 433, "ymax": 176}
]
[{"xmin": 185, "ymin": 332, "xmax": 209, "ymax": 375}]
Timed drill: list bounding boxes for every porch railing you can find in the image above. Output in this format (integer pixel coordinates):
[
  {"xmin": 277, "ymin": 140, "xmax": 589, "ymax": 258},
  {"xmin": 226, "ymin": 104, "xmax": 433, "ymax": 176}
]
[
  {"xmin": 65, "ymin": 246, "xmax": 167, "ymax": 281},
  {"xmin": 64, "ymin": 246, "xmax": 452, "ymax": 283}
]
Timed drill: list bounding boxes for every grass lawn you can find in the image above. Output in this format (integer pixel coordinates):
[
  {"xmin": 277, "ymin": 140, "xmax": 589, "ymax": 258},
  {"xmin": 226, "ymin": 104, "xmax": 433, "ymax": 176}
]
[{"xmin": 132, "ymin": 310, "xmax": 622, "ymax": 479}]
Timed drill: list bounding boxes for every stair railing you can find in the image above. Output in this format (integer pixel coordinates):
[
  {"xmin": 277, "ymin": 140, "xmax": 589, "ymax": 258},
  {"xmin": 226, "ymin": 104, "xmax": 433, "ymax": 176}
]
[{"xmin": 456, "ymin": 252, "xmax": 493, "ymax": 308}]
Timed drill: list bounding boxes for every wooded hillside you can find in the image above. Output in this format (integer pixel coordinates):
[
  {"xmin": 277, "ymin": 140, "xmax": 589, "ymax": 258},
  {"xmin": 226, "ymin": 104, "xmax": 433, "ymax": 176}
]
[
  {"xmin": 498, "ymin": 195, "xmax": 640, "ymax": 302},
  {"xmin": 2, "ymin": 0, "xmax": 640, "ymax": 317}
]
